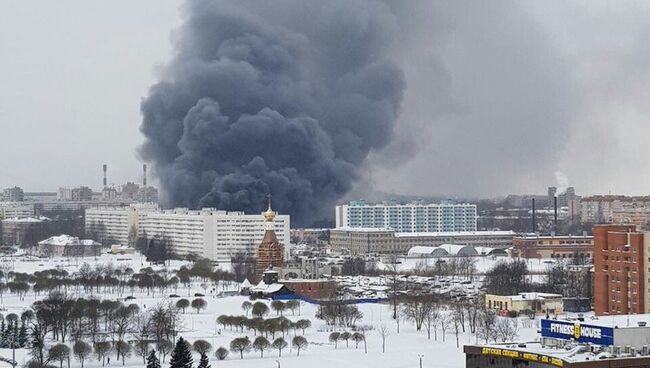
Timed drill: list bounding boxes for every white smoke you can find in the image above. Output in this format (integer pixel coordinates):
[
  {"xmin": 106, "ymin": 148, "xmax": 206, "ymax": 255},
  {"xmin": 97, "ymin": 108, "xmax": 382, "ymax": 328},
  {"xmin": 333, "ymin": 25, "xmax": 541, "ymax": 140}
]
[{"xmin": 554, "ymin": 171, "xmax": 569, "ymax": 196}]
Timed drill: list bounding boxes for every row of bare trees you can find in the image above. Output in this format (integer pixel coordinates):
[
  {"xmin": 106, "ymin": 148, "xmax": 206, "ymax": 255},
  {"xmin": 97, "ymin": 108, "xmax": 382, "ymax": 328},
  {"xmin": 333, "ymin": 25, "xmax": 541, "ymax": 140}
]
[
  {"xmin": 29, "ymin": 292, "xmax": 183, "ymax": 367},
  {"xmin": 399, "ymin": 295, "xmax": 519, "ymax": 347}
]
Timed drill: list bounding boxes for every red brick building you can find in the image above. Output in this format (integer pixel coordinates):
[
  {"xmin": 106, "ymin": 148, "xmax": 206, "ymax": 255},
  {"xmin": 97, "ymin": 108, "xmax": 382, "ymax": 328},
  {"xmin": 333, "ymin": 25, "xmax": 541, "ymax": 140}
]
[
  {"xmin": 593, "ymin": 224, "xmax": 645, "ymax": 315},
  {"xmin": 512, "ymin": 235, "xmax": 593, "ymax": 259},
  {"xmin": 280, "ymin": 279, "xmax": 337, "ymax": 300}
]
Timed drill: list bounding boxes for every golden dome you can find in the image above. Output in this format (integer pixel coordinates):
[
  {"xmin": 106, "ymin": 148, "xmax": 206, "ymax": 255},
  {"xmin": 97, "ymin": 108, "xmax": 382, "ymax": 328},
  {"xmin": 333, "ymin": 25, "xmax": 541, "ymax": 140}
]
[{"xmin": 264, "ymin": 195, "xmax": 276, "ymax": 222}]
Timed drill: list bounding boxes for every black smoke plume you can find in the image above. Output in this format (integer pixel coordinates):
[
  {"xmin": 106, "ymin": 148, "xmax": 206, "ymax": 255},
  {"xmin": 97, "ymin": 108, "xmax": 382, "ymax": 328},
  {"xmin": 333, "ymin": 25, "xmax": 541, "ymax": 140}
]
[{"xmin": 139, "ymin": 0, "xmax": 404, "ymax": 226}]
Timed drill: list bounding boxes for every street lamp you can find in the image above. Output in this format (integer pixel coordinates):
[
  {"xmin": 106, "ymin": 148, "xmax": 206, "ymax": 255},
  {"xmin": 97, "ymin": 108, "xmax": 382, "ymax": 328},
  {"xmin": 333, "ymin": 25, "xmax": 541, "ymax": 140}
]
[
  {"xmin": 276, "ymin": 360, "xmax": 281, "ymax": 368},
  {"xmin": 418, "ymin": 354, "xmax": 424, "ymax": 368}
]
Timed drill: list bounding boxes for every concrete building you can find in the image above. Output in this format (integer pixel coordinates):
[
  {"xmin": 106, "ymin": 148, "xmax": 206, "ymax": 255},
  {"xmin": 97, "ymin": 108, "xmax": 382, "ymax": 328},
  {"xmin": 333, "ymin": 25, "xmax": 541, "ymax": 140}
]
[
  {"xmin": 37, "ymin": 234, "xmax": 101, "ymax": 257},
  {"xmin": 136, "ymin": 186, "xmax": 159, "ymax": 203},
  {"xmin": 335, "ymin": 200, "xmax": 477, "ymax": 232},
  {"xmin": 57, "ymin": 186, "xmax": 93, "ymax": 201},
  {"xmin": 593, "ymin": 224, "xmax": 646, "ymax": 316},
  {"xmin": 329, "ymin": 227, "xmax": 515, "ymax": 255},
  {"xmin": 0, "ymin": 202, "xmax": 34, "ymax": 219},
  {"xmin": 101, "ymin": 187, "xmax": 118, "ymax": 201},
  {"xmin": 2, "ymin": 187, "xmax": 24, "ymax": 202},
  {"xmin": 612, "ymin": 208, "xmax": 650, "ymax": 229},
  {"xmin": 485, "ymin": 292, "xmax": 564, "ymax": 315},
  {"xmin": 85, "ymin": 205, "xmax": 290, "ymax": 262},
  {"xmin": 581, "ymin": 195, "xmax": 650, "ymax": 223},
  {"xmin": 1, "ymin": 216, "xmax": 51, "ymax": 247},
  {"xmin": 511, "ymin": 235, "xmax": 593, "ymax": 259}
]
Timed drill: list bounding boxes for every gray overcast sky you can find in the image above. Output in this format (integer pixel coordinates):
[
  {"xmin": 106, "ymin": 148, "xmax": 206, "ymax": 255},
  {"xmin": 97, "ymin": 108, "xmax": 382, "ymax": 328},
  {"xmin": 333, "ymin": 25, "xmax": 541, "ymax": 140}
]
[
  {"xmin": 0, "ymin": 0, "xmax": 182, "ymax": 191},
  {"xmin": 2, "ymin": 1, "xmax": 650, "ymax": 198}
]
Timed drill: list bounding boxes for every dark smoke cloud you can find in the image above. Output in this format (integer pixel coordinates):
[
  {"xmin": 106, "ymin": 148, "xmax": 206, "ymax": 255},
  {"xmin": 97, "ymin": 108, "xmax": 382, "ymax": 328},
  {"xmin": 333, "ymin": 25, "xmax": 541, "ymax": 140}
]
[{"xmin": 139, "ymin": 0, "xmax": 404, "ymax": 226}]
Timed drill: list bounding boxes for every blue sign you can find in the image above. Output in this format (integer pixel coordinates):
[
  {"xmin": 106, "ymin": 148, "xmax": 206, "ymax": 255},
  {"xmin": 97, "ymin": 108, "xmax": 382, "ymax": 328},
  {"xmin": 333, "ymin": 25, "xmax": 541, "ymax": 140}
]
[{"xmin": 541, "ymin": 319, "xmax": 614, "ymax": 346}]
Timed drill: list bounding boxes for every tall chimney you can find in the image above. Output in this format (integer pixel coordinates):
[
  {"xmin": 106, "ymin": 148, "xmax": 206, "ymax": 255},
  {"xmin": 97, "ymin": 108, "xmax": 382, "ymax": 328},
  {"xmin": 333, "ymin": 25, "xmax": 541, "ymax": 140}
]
[
  {"xmin": 532, "ymin": 198, "xmax": 536, "ymax": 233},
  {"xmin": 103, "ymin": 164, "xmax": 107, "ymax": 187},
  {"xmin": 554, "ymin": 196, "xmax": 558, "ymax": 232}
]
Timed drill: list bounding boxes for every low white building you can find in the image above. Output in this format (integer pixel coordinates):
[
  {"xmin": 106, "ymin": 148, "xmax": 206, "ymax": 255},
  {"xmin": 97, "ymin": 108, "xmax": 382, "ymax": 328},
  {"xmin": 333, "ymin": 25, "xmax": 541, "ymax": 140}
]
[{"xmin": 85, "ymin": 205, "xmax": 290, "ymax": 262}]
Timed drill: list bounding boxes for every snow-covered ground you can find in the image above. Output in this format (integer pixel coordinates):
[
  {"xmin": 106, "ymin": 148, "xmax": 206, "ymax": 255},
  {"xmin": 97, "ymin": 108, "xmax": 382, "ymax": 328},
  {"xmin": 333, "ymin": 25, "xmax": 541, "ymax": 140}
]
[{"xmin": 0, "ymin": 253, "xmax": 562, "ymax": 368}]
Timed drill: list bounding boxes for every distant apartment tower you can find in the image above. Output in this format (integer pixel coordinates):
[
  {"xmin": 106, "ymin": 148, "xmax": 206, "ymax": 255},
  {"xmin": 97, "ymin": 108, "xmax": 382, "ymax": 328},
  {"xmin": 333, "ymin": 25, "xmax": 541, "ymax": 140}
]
[
  {"xmin": 2, "ymin": 187, "xmax": 24, "ymax": 202},
  {"xmin": 335, "ymin": 200, "xmax": 477, "ymax": 232},
  {"xmin": 136, "ymin": 186, "xmax": 159, "ymax": 203},
  {"xmin": 581, "ymin": 195, "xmax": 650, "ymax": 223},
  {"xmin": 57, "ymin": 186, "xmax": 93, "ymax": 201},
  {"xmin": 593, "ymin": 224, "xmax": 649, "ymax": 315},
  {"xmin": 120, "ymin": 182, "xmax": 140, "ymax": 200}
]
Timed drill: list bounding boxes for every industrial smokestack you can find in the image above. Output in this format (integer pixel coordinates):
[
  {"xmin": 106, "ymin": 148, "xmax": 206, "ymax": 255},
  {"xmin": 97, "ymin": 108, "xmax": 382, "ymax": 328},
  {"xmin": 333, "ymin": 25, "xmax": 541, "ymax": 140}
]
[
  {"xmin": 554, "ymin": 196, "xmax": 558, "ymax": 232},
  {"xmin": 532, "ymin": 198, "xmax": 537, "ymax": 233},
  {"xmin": 142, "ymin": 164, "xmax": 147, "ymax": 187},
  {"xmin": 103, "ymin": 164, "xmax": 107, "ymax": 187}
]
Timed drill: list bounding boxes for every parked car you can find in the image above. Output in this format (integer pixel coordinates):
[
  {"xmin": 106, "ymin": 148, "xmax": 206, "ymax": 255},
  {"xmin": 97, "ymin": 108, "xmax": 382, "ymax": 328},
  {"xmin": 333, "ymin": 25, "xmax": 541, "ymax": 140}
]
[
  {"xmin": 169, "ymin": 294, "xmax": 180, "ymax": 298},
  {"xmin": 124, "ymin": 296, "xmax": 136, "ymax": 301},
  {"xmin": 194, "ymin": 293, "xmax": 205, "ymax": 297}
]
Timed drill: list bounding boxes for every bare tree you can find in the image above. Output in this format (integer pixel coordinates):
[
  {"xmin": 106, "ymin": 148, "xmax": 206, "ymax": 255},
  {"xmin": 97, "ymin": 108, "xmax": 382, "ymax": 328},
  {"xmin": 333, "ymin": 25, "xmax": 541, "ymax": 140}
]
[
  {"xmin": 495, "ymin": 318, "xmax": 520, "ymax": 342},
  {"xmin": 329, "ymin": 332, "xmax": 340, "ymax": 349},
  {"xmin": 73, "ymin": 341, "xmax": 92, "ymax": 368},
  {"xmin": 477, "ymin": 308, "xmax": 498, "ymax": 343},
  {"xmin": 440, "ymin": 314, "xmax": 450, "ymax": 342},
  {"xmin": 378, "ymin": 324, "xmax": 390, "ymax": 353}
]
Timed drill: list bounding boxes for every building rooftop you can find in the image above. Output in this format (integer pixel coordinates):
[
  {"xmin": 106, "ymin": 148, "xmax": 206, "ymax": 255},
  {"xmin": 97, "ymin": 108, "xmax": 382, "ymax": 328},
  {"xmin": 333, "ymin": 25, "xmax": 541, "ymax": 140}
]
[
  {"xmin": 38, "ymin": 235, "xmax": 100, "ymax": 246},
  {"xmin": 333, "ymin": 227, "xmax": 515, "ymax": 237}
]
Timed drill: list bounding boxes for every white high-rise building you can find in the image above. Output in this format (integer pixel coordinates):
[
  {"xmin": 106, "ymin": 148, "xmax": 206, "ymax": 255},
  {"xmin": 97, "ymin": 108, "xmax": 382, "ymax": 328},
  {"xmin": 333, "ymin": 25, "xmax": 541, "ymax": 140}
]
[
  {"xmin": 84, "ymin": 205, "xmax": 290, "ymax": 262},
  {"xmin": 335, "ymin": 200, "xmax": 477, "ymax": 232}
]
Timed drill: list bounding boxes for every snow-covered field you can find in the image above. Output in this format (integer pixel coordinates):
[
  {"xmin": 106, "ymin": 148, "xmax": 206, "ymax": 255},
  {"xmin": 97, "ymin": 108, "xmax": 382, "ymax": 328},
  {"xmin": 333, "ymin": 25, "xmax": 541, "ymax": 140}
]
[{"xmin": 0, "ymin": 253, "xmax": 554, "ymax": 368}]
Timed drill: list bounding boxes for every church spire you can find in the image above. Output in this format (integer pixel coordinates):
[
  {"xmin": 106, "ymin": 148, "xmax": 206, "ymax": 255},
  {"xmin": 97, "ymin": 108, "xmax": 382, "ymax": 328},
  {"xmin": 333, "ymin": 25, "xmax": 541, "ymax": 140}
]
[{"xmin": 263, "ymin": 194, "xmax": 276, "ymax": 222}]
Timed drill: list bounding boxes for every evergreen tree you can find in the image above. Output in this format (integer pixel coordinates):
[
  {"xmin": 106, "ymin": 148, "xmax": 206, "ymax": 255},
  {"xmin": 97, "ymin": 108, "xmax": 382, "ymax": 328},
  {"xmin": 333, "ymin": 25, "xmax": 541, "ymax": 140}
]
[
  {"xmin": 17, "ymin": 322, "xmax": 27, "ymax": 348},
  {"xmin": 197, "ymin": 352, "xmax": 210, "ymax": 368},
  {"xmin": 146, "ymin": 349, "xmax": 161, "ymax": 368},
  {"xmin": 169, "ymin": 337, "xmax": 193, "ymax": 368},
  {"xmin": 0, "ymin": 320, "xmax": 9, "ymax": 348}
]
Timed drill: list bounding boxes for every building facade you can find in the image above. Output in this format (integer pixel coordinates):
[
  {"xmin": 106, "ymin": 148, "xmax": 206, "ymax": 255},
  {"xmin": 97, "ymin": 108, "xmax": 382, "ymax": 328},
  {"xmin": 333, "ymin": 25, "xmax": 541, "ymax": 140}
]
[
  {"xmin": 335, "ymin": 200, "xmax": 477, "ymax": 232},
  {"xmin": 57, "ymin": 186, "xmax": 93, "ymax": 201},
  {"xmin": 485, "ymin": 292, "xmax": 564, "ymax": 315},
  {"xmin": 581, "ymin": 195, "xmax": 650, "ymax": 224},
  {"xmin": 85, "ymin": 205, "xmax": 290, "ymax": 262},
  {"xmin": 2, "ymin": 187, "xmax": 24, "ymax": 202},
  {"xmin": 329, "ymin": 227, "xmax": 515, "ymax": 255},
  {"xmin": 0, "ymin": 202, "xmax": 34, "ymax": 219},
  {"xmin": 593, "ymin": 224, "xmax": 647, "ymax": 315},
  {"xmin": 511, "ymin": 235, "xmax": 593, "ymax": 259}
]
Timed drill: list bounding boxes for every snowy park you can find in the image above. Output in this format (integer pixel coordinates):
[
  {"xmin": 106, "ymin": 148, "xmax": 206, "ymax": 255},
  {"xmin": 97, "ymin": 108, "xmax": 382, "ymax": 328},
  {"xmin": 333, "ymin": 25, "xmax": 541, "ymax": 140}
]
[{"xmin": 0, "ymin": 252, "xmax": 558, "ymax": 368}]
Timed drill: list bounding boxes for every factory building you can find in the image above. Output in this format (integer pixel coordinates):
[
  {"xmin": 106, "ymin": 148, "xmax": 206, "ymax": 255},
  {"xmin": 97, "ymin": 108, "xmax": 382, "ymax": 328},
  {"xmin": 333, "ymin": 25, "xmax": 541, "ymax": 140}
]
[{"xmin": 329, "ymin": 227, "xmax": 515, "ymax": 255}]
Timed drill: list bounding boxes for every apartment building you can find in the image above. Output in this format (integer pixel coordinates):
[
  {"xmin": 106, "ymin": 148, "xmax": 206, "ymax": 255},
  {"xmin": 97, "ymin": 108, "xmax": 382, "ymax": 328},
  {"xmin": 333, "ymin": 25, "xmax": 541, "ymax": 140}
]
[
  {"xmin": 593, "ymin": 224, "xmax": 648, "ymax": 315},
  {"xmin": 0, "ymin": 202, "xmax": 34, "ymax": 219},
  {"xmin": 581, "ymin": 195, "xmax": 650, "ymax": 223},
  {"xmin": 84, "ymin": 205, "xmax": 290, "ymax": 261},
  {"xmin": 2, "ymin": 187, "xmax": 24, "ymax": 202},
  {"xmin": 335, "ymin": 200, "xmax": 477, "ymax": 232}
]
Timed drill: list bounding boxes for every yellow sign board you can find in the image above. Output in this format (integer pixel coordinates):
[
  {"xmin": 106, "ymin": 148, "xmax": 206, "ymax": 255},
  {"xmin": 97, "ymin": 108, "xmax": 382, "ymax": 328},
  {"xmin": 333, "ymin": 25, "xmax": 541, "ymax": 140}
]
[{"xmin": 481, "ymin": 347, "xmax": 564, "ymax": 367}]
